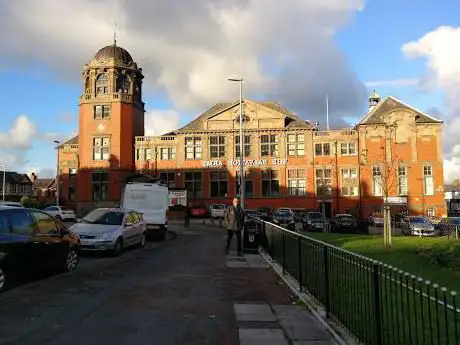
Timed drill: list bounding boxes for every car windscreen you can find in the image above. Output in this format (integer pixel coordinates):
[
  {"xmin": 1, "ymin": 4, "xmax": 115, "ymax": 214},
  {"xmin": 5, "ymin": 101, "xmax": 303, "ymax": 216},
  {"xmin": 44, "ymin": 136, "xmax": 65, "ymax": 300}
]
[
  {"xmin": 337, "ymin": 215, "xmax": 354, "ymax": 220},
  {"xmin": 274, "ymin": 211, "xmax": 291, "ymax": 217},
  {"xmin": 81, "ymin": 210, "xmax": 124, "ymax": 226},
  {"xmin": 410, "ymin": 217, "xmax": 426, "ymax": 224},
  {"xmin": 308, "ymin": 212, "xmax": 322, "ymax": 219},
  {"xmin": 448, "ymin": 218, "xmax": 460, "ymax": 224}
]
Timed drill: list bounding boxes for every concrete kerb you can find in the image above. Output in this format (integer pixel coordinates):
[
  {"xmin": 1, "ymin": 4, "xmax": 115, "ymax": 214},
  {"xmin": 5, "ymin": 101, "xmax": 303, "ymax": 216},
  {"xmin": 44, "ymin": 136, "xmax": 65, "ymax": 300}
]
[{"xmin": 258, "ymin": 249, "xmax": 359, "ymax": 345}]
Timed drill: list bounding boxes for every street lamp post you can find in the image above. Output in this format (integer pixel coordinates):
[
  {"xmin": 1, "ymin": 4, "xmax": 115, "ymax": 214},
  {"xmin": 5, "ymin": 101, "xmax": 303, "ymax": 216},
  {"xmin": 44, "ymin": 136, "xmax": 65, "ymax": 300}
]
[
  {"xmin": 228, "ymin": 78, "xmax": 245, "ymax": 209},
  {"xmin": 2, "ymin": 168, "xmax": 5, "ymax": 202},
  {"xmin": 54, "ymin": 140, "xmax": 60, "ymax": 206}
]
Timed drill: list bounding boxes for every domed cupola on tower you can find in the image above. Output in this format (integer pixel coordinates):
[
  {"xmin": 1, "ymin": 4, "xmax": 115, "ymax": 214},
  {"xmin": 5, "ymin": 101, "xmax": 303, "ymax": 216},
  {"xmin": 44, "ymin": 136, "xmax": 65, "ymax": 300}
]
[{"xmin": 80, "ymin": 40, "xmax": 144, "ymax": 108}]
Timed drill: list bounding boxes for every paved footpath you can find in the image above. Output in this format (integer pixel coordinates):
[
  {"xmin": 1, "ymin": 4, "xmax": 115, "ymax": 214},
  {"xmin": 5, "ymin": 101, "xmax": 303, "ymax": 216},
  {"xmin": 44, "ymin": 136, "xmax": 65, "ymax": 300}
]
[{"xmin": 0, "ymin": 225, "xmax": 336, "ymax": 345}]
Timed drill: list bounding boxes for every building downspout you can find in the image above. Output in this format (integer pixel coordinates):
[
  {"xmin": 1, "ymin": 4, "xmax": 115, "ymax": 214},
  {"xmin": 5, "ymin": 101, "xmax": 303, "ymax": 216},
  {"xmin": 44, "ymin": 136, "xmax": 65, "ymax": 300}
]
[
  {"xmin": 357, "ymin": 126, "xmax": 363, "ymax": 219},
  {"xmin": 334, "ymin": 140, "xmax": 339, "ymax": 216}
]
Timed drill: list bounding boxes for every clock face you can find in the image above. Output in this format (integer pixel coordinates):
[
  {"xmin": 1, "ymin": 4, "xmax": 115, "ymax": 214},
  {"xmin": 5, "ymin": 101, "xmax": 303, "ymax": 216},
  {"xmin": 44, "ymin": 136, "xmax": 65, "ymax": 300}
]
[{"xmin": 97, "ymin": 123, "xmax": 105, "ymax": 132}]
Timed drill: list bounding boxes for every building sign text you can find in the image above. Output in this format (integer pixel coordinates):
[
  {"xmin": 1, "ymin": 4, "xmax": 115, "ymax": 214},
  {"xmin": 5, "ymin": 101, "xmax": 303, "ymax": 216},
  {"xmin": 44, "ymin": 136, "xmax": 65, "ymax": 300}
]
[{"xmin": 201, "ymin": 158, "xmax": 288, "ymax": 168}]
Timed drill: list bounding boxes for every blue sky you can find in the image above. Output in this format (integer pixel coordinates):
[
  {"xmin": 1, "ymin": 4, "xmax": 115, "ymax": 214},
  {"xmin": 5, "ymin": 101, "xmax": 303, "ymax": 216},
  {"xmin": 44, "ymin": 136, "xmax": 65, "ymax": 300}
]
[{"xmin": 0, "ymin": 0, "xmax": 459, "ymax": 177}]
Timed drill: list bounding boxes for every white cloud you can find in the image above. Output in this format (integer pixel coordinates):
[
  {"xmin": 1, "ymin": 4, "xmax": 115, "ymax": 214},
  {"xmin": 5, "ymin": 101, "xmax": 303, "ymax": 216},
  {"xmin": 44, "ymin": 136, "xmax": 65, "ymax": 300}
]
[
  {"xmin": 402, "ymin": 26, "xmax": 460, "ymax": 183},
  {"xmin": 0, "ymin": 115, "xmax": 70, "ymax": 174},
  {"xmin": 145, "ymin": 110, "xmax": 181, "ymax": 136},
  {"xmin": 0, "ymin": 115, "xmax": 36, "ymax": 149},
  {"xmin": 0, "ymin": 0, "xmax": 367, "ymax": 126},
  {"xmin": 365, "ymin": 78, "xmax": 419, "ymax": 88}
]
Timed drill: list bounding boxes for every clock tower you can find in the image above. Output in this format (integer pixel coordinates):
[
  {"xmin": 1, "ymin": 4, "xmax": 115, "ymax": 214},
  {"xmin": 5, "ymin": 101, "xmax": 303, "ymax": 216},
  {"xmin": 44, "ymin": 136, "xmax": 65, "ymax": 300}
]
[{"xmin": 77, "ymin": 41, "xmax": 145, "ymax": 204}]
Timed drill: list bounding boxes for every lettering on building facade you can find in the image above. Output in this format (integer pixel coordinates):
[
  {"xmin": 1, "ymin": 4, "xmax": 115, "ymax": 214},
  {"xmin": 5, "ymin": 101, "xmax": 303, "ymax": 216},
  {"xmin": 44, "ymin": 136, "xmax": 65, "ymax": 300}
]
[{"xmin": 201, "ymin": 158, "xmax": 288, "ymax": 168}]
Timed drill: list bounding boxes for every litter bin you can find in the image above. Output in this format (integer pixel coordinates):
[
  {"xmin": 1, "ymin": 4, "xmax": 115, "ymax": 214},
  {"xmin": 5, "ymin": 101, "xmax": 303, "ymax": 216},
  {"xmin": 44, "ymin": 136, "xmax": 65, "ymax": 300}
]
[{"xmin": 243, "ymin": 220, "xmax": 261, "ymax": 254}]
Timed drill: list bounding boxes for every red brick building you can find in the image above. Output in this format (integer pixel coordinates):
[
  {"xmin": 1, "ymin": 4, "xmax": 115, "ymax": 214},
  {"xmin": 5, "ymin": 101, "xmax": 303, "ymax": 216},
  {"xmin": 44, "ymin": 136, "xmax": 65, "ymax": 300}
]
[{"xmin": 58, "ymin": 44, "xmax": 447, "ymax": 218}]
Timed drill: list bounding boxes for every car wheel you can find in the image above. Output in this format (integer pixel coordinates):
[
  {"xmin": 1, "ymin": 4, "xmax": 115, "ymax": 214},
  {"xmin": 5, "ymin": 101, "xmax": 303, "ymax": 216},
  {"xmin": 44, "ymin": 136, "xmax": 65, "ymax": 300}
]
[
  {"xmin": 112, "ymin": 238, "xmax": 123, "ymax": 256},
  {"xmin": 64, "ymin": 249, "xmax": 79, "ymax": 272},
  {"xmin": 0, "ymin": 266, "xmax": 6, "ymax": 293},
  {"xmin": 139, "ymin": 232, "xmax": 146, "ymax": 248}
]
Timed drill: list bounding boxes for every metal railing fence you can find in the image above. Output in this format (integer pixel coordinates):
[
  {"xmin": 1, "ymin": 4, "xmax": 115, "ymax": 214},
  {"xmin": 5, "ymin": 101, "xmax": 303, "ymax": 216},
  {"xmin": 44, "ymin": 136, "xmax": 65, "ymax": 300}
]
[{"xmin": 252, "ymin": 217, "xmax": 460, "ymax": 345}]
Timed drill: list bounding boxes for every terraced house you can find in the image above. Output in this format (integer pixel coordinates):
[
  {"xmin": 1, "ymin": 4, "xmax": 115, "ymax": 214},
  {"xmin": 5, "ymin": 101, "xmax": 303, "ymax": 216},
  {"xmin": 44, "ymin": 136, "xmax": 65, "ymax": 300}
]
[
  {"xmin": 57, "ymin": 42, "xmax": 447, "ymax": 218},
  {"xmin": 0, "ymin": 171, "xmax": 33, "ymax": 200}
]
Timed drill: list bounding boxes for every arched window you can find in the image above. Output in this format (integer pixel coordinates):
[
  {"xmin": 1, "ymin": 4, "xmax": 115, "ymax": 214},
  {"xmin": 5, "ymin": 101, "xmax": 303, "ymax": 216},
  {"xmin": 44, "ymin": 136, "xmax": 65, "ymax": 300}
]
[
  {"xmin": 116, "ymin": 74, "xmax": 131, "ymax": 94},
  {"xmin": 96, "ymin": 73, "xmax": 109, "ymax": 95}
]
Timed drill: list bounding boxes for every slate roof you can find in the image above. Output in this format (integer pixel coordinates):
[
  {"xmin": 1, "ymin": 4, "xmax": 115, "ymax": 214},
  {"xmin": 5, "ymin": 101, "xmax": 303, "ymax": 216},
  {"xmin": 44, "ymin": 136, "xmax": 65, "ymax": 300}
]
[
  {"xmin": 173, "ymin": 100, "xmax": 311, "ymax": 133},
  {"xmin": 59, "ymin": 135, "xmax": 79, "ymax": 147},
  {"xmin": 34, "ymin": 178, "xmax": 55, "ymax": 189},
  {"xmin": 359, "ymin": 96, "xmax": 442, "ymax": 125},
  {"xmin": 0, "ymin": 172, "xmax": 33, "ymax": 185}
]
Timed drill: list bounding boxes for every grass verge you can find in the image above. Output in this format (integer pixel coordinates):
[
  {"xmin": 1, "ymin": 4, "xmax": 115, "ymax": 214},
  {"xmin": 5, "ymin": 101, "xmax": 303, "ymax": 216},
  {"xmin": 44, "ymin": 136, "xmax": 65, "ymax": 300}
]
[{"xmin": 306, "ymin": 233, "xmax": 460, "ymax": 293}]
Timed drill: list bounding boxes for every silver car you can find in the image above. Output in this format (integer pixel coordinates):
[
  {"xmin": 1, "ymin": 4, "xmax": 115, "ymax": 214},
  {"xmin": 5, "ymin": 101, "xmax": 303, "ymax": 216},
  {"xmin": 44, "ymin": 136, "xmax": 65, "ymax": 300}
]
[
  {"xmin": 402, "ymin": 216, "xmax": 436, "ymax": 236},
  {"xmin": 70, "ymin": 208, "xmax": 147, "ymax": 255}
]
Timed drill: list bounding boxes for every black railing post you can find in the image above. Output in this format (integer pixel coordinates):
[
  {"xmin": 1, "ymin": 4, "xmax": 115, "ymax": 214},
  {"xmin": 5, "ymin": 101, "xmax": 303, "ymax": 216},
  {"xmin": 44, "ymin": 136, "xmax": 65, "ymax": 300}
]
[
  {"xmin": 324, "ymin": 245, "xmax": 330, "ymax": 318},
  {"xmin": 373, "ymin": 262, "xmax": 383, "ymax": 345},
  {"xmin": 282, "ymin": 232, "xmax": 286, "ymax": 274},
  {"xmin": 298, "ymin": 235, "xmax": 303, "ymax": 291}
]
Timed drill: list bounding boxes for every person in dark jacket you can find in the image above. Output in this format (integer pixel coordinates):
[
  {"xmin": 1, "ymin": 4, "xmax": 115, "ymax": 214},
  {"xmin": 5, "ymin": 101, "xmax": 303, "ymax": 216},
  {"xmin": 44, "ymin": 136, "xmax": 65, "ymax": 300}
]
[
  {"xmin": 224, "ymin": 197, "xmax": 245, "ymax": 255},
  {"xmin": 184, "ymin": 202, "xmax": 192, "ymax": 229}
]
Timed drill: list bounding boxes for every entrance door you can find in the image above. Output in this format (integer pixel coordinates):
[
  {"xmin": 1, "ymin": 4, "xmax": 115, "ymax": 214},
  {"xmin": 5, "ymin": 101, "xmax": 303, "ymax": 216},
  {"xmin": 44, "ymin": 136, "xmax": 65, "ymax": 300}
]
[{"xmin": 318, "ymin": 201, "xmax": 332, "ymax": 219}]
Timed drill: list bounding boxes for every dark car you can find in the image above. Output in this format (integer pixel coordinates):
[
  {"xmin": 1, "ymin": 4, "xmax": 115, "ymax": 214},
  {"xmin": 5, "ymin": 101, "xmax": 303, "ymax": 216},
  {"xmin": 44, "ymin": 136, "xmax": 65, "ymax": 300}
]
[
  {"xmin": 0, "ymin": 206, "xmax": 81, "ymax": 292},
  {"xmin": 302, "ymin": 211, "xmax": 325, "ymax": 232},
  {"xmin": 330, "ymin": 214, "xmax": 358, "ymax": 233},
  {"xmin": 437, "ymin": 217, "xmax": 460, "ymax": 236},
  {"xmin": 244, "ymin": 209, "xmax": 261, "ymax": 222},
  {"xmin": 258, "ymin": 207, "xmax": 272, "ymax": 221},
  {"xmin": 272, "ymin": 210, "xmax": 295, "ymax": 230},
  {"xmin": 292, "ymin": 208, "xmax": 306, "ymax": 222}
]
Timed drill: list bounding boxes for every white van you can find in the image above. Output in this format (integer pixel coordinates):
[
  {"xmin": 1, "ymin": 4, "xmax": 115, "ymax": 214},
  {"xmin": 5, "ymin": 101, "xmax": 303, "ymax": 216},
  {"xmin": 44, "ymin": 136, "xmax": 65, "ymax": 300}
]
[{"xmin": 121, "ymin": 182, "xmax": 169, "ymax": 240}]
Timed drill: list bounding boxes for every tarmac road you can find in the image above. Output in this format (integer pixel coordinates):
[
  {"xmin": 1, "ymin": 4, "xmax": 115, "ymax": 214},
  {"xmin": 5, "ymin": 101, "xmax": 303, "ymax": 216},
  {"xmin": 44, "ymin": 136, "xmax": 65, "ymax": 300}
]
[{"xmin": 0, "ymin": 227, "xmax": 239, "ymax": 345}]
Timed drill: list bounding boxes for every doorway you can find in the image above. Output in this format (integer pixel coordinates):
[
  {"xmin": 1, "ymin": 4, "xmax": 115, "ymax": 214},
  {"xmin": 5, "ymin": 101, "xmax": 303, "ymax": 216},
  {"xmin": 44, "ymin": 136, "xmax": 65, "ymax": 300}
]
[{"xmin": 318, "ymin": 201, "xmax": 332, "ymax": 219}]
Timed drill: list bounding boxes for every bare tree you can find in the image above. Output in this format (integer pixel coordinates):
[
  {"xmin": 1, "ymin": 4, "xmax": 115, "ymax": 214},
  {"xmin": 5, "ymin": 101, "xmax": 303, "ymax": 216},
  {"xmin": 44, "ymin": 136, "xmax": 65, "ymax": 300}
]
[{"xmin": 361, "ymin": 122, "xmax": 401, "ymax": 248}]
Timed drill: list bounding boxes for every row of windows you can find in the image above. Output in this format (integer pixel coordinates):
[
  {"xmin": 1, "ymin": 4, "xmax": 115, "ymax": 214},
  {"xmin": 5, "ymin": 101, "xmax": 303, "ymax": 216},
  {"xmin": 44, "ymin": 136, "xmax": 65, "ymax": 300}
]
[
  {"xmin": 88, "ymin": 165, "xmax": 436, "ymax": 201},
  {"xmin": 133, "ymin": 136, "xmax": 356, "ymax": 162}
]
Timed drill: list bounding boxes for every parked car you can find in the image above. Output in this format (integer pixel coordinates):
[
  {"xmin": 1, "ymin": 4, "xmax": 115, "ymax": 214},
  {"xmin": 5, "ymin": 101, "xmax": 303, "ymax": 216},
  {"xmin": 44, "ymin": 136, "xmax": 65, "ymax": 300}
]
[
  {"xmin": 272, "ymin": 210, "xmax": 295, "ymax": 230},
  {"xmin": 369, "ymin": 213, "xmax": 384, "ymax": 227},
  {"xmin": 258, "ymin": 207, "xmax": 272, "ymax": 221},
  {"xmin": 209, "ymin": 204, "xmax": 226, "ymax": 218},
  {"xmin": 438, "ymin": 217, "xmax": 460, "ymax": 236},
  {"xmin": 302, "ymin": 211, "xmax": 325, "ymax": 232},
  {"xmin": 292, "ymin": 208, "xmax": 306, "ymax": 222},
  {"xmin": 244, "ymin": 209, "xmax": 261, "ymax": 223},
  {"xmin": 43, "ymin": 205, "xmax": 77, "ymax": 221},
  {"xmin": 401, "ymin": 216, "xmax": 436, "ymax": 236},
  {"xmin": 330, "ymin": 214, "xmax": 358, "ymax": 233},
  {"xmin": 0, "ymin": 201, "xmax": 24, "ymax": 208},
  {"xmin": 190, "ymin": 206, "xmax": 209, "ymax": 218},
  {"xmin": 0, "ymin": 206, "xmax": 80, "ymax": 292},
  {"xmin": 277, "ymin": 207, "xmax": 293, "ymax": 213},
  {"xmin": 70, "ymin": 208, "xmax": 146, "ymax": 255}
]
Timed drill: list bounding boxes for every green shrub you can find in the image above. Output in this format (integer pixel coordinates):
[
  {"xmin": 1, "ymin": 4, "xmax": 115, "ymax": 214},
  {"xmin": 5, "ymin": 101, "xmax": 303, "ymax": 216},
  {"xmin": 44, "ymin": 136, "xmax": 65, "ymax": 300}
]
[
  {"xmin": 20, "ymin": 196, "xmax": 32, "ymax": 207},
  {"xmin": 415, "ymin": 243, "xmax": 460, "ymax": 268}
]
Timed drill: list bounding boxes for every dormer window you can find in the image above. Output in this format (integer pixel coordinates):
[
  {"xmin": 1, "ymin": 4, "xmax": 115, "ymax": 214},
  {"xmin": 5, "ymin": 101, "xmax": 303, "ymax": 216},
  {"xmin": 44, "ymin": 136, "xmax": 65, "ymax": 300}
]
[{"xmin": 96, "ymin": 73, "xmax": 109, "ymax": 95}]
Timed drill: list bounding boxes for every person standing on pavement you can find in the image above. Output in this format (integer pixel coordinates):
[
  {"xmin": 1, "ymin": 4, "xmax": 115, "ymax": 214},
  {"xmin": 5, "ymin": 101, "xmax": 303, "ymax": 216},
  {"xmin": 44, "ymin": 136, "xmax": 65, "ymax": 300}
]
[
  {"xmin": 224, "ymin": 197, "xmax": 245, "ymax": 255},
  {"xmin": 184, "ymin": 202, "xmax": 192, "ymax": 229}
]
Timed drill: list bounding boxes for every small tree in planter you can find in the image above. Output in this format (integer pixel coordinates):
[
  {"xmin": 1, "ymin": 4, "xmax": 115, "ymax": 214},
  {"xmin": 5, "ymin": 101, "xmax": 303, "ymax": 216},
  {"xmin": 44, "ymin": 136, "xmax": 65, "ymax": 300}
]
[{"xmin": 20, "ymin": 196, "xmax": 33, "ymax": 208}]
